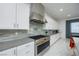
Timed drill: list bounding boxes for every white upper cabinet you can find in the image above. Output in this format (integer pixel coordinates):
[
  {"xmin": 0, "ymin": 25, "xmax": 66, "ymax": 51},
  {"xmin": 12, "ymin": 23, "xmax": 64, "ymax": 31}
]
[
  {"xmin": 17, "ymin": 3, "xmax": 30, "ymax": 30},
  {"xmin": 0, "ymin": 3, "xmax": 16, "ymax": 29},
  {"xmin": 0, "ymin": 3, "xmax": 30, "ymax": 30}
]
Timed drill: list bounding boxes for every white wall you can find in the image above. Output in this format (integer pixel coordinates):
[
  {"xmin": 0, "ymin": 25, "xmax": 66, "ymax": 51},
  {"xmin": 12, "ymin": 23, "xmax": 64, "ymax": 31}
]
[{"xmin": 43, "ymin": 13, "xmax": 58, "ymax": 30}]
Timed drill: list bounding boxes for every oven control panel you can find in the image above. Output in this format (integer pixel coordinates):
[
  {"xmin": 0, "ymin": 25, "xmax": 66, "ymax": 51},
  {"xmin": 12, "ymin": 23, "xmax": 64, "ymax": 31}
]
[{"xmin": 35, "ymin": 37, "xmax": 49, "ymax": 46}]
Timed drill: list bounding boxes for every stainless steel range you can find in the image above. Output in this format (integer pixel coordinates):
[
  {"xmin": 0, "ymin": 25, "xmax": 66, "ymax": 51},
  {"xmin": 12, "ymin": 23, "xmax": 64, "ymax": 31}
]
[{"xmin": 29, "ymin": 35, "xmax": 50, "ymax": 56}]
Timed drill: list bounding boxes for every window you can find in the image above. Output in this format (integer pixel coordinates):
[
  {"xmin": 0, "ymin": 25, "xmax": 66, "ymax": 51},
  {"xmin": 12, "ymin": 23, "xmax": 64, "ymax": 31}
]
[{"xmin": 71, "ymin": 22, "xmax": 79, "ymax": 33}]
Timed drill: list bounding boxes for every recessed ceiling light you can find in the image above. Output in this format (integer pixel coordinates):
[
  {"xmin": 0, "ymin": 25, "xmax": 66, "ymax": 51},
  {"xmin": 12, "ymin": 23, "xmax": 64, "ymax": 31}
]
[
  {"xmin": 59, "ymin": 8, "xmax": 63, "ymax": 12},
  {"xmin": 67, "ymin": 14, "xmax": 71, "ymax": 17}
]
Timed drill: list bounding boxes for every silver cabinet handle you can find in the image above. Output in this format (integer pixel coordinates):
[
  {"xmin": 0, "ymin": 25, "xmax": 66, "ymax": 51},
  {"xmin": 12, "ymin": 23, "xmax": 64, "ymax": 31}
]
[
  {"xmin": 13, "ymin": 24, "xmax": 17, "ymax": 28},
  {"xmin": 14, "ymin": 49, "xmax": 17, "ymax": 56},
  {"xmin": 13, "ymin": 24, "xmax": 16, "ymax": 28},
  {"xmin": 17, "ymin": 24, "xmax": 19, "ymax": 28},
  {"xmin": 14, "ymin": 50, "xmax": 16, "ymax": 55},
  {"xmin": 13, "ymin": 24, "xmax": 19, "ymax": 28}
]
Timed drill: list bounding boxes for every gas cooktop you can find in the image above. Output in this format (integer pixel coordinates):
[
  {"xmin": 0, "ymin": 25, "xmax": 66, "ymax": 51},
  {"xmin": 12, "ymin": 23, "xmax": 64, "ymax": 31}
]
[{"xmin": 29, "ymin": 35, "xmax": 47, "ymax": 40}]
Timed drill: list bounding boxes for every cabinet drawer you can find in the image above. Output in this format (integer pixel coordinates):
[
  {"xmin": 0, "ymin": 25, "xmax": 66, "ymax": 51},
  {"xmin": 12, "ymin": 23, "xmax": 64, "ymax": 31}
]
[
  {"xmin": 16, "ymin": 42, "xmax": 34, "ymax": 56},
  {"xmin": 0, "ymin": 48, "xmax": 16, "ymax": 56},
  {"xmin": 50, "ymin": 35, "xmax": 57, "ymax": 46},
  {"xmin": 17, "ymin": 49, "xmax": 34, "ymax": 56},
  {"xmin": 25, "ymin": 50, "xmax": 34, "ymax": 56},
  {"xmin": 50, "ymin": 39, "xmax": 54, "ymax": 46},
  {"xmin": 17, "ymin": 42, "xmax": 34, "ymax": 50}
]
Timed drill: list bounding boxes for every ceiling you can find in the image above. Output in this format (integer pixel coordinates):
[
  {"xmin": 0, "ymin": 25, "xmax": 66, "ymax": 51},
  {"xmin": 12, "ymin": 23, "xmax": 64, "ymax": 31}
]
[{"xmin": 42, "ymin": 3, "xmax": 79, "ymax": 20}]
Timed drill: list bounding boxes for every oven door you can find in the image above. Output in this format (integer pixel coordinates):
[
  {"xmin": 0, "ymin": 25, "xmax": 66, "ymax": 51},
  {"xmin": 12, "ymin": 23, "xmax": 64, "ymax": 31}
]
[{"xmin": 37, "ymin": 41, "xmax": 50, "ymax": 55}]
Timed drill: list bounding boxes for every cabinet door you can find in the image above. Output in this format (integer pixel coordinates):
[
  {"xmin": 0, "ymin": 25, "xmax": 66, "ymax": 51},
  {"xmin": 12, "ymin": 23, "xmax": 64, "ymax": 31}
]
[
  {"xmin": 50, "ymin": 34, "xmax": 60, "ymax": 46},
  {"xmin": 0, "ymin": 48, "xmax": 16, "ymax": 56},
  {"xmin": 17, "ymin": 3, "xmax": 30, "ymax": 30},
  {"xmin": 0, "ymin": 3, "xmax": 16, "ymax": 29},
  {"xmin": 16, "ymin": 42, "xmax": 34, "ymax": 56},
  {"xmin": 50, "ymin": 35, "xmax": 55, "ymax": 46}
]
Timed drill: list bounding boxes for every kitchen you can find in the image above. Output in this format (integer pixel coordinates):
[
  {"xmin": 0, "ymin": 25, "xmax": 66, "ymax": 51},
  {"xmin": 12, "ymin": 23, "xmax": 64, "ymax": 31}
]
[{"xmin": 0, "ymin": 3, "xmax": 79, "ymax": 56}]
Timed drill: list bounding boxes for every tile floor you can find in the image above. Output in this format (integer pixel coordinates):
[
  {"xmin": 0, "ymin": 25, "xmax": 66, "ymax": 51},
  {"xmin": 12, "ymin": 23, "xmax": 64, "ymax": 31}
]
[{"xmin": 43, "ymin": 38, "xmax": 79, "ymax": 56}]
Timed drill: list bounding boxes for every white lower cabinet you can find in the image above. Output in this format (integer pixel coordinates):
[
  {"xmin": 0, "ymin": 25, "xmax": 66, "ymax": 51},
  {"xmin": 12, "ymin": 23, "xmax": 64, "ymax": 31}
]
[
  {"xmin": 50, "ymin": 34, "xmax": 60, "ymax": 46},
  {"xmin": 50, "ymin": 34, "xmax": 57, "ymax": 46},
  {"xmin": 16, "ymin": 42, "xmax": 34, "ymax": 56},
  {"xmin": 0, "ymin": 41, "xmax": 34, "ymax": 56},
  {"xmin": 0, "ymin": 48, "xmax": 16, "ymax": 56}
]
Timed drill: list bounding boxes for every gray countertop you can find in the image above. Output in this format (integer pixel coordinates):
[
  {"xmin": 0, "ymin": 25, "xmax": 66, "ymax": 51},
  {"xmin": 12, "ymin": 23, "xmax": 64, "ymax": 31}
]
[{"xmin": 0, "ymin": 33, "xmax": 34, "ymax": 52}]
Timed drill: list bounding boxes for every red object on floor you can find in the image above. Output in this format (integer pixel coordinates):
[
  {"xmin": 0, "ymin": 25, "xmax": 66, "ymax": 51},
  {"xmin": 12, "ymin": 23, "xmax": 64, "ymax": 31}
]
[{"xmin": 69, "ymin": 34, "xmax": 75, "ymax": 48}]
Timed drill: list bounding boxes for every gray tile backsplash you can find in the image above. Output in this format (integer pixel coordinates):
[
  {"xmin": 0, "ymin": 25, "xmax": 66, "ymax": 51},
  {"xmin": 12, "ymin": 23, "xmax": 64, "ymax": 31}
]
[{"xmin": 28, "ymin": 22, "xmax": 46, "ymax": 35}]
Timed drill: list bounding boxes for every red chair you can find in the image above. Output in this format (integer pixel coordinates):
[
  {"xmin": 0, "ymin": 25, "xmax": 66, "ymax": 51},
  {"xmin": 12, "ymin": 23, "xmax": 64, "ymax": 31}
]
[{"xmin": 69, "ymin": 34, "xmax": 75, "ymax": 49}]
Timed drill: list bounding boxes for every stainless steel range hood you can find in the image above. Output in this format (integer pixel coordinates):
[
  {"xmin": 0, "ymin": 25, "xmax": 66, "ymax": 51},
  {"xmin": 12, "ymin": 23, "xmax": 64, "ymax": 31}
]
[{"xmin": 30, "ymin": 3, "xmax": 47, "ymax": 24}]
